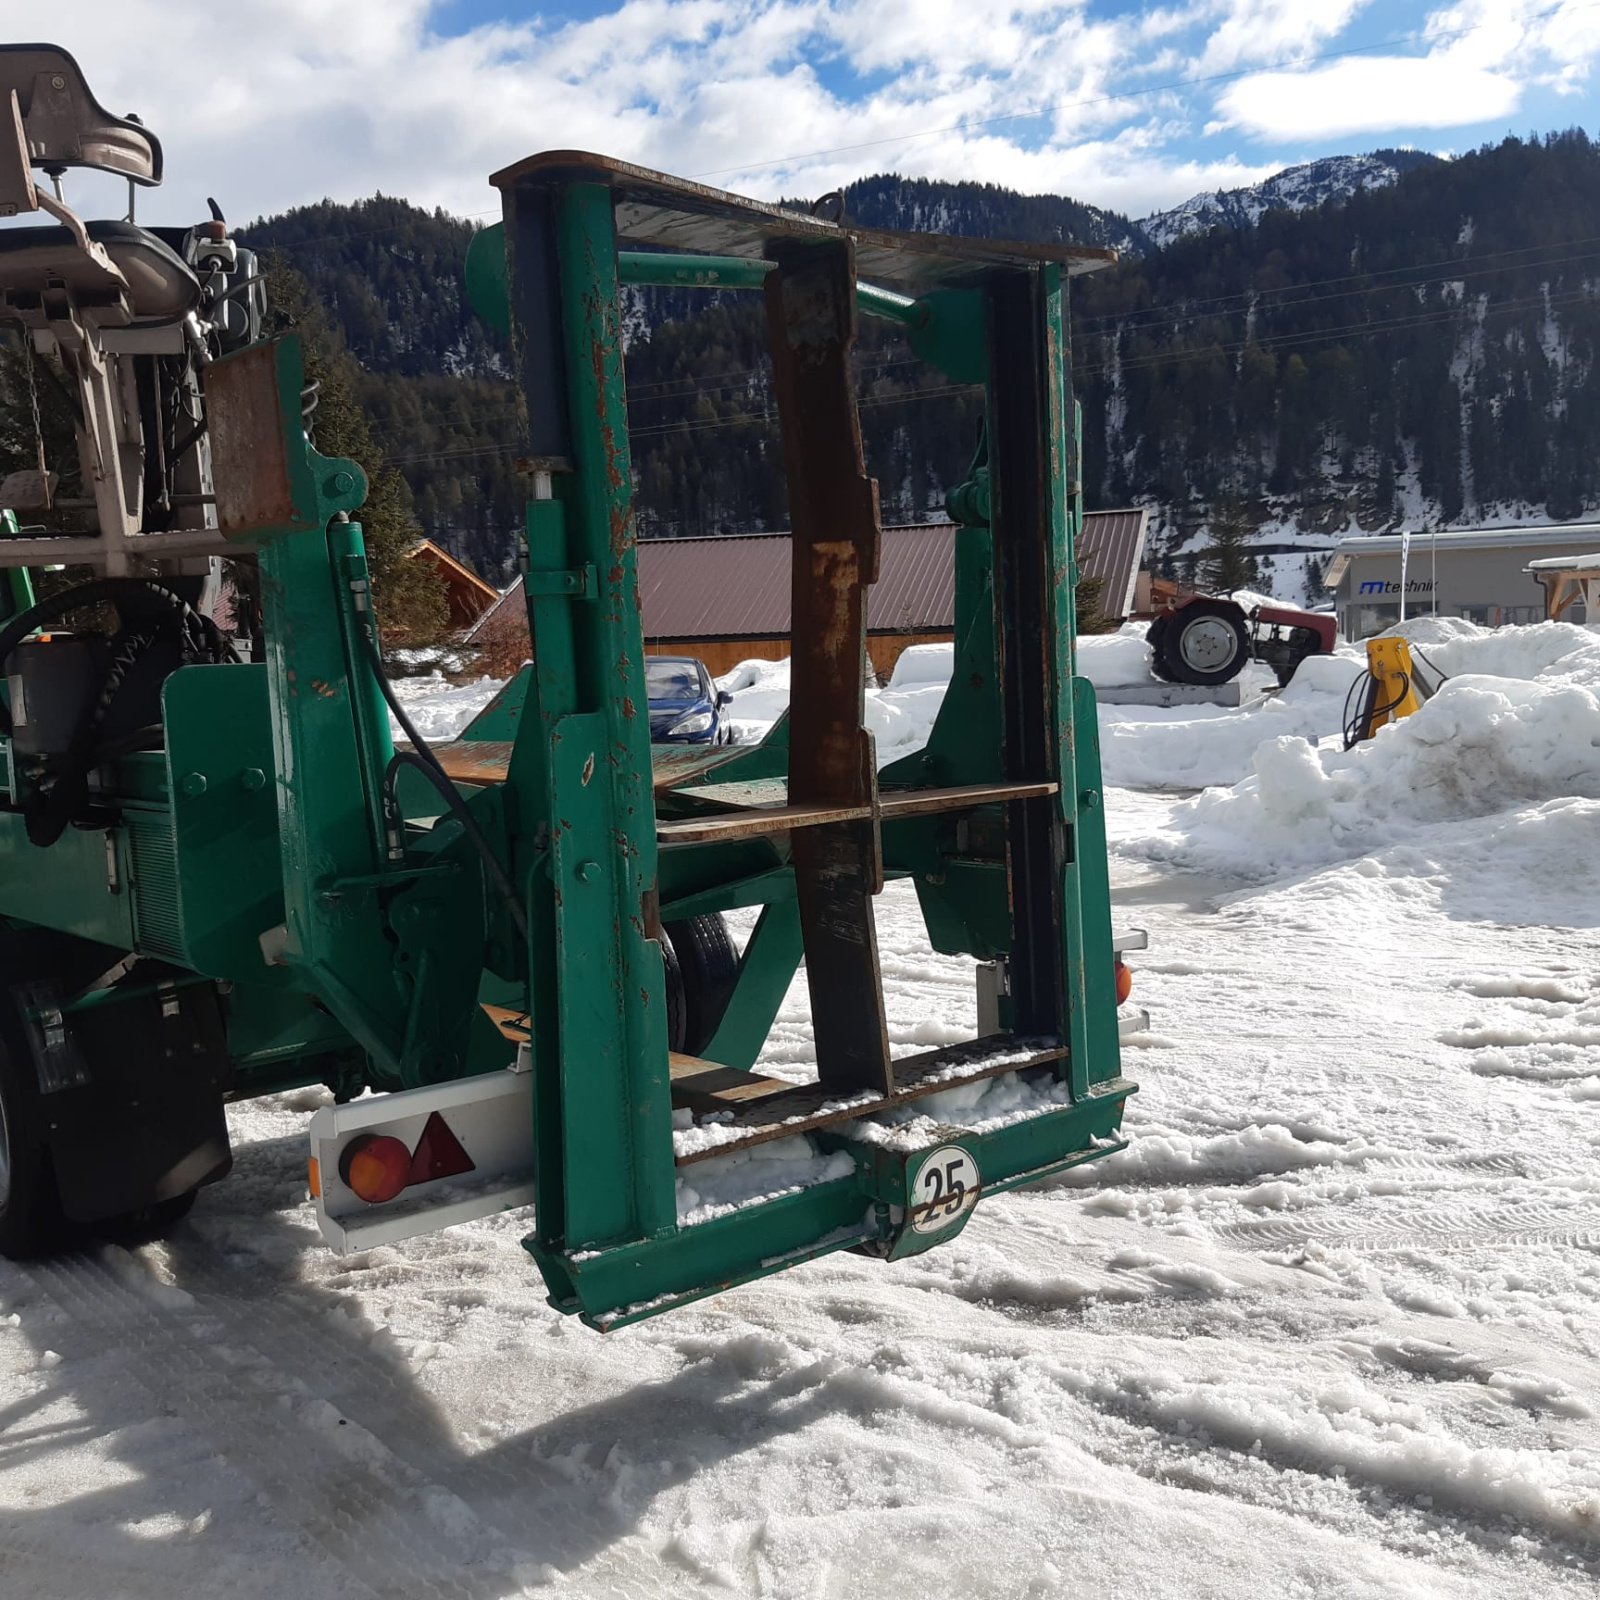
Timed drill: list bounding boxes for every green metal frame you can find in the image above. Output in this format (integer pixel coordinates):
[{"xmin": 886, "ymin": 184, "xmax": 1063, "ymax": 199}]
[{"xmin": 0, "ymin": 155, "xmax": 1131, "ymax": 1330}]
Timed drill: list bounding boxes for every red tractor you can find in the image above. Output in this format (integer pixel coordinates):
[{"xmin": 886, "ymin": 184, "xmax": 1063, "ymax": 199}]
[{"xmin": 1143, "ymin": 596, "xmax": 1337, "ymax": 688}]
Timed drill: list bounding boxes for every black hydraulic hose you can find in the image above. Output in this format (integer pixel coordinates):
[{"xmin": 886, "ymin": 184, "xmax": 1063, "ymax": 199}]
[
  {"xmin": 1410, "ymin": 645, "xmax": 1450, "ymax": 693},
  {"xmin": 0, "ymin": 578, "xmax": 229, "ymax": 736},
  {"xmin": 1340, "ymin": 671, "xmax": 1373, "ymax": 750},
  {"xmin": 356, "ymin": 628, "xmax": 529, "ymax": 943},
  {"xmin": 383, "ymin": 752, "xmax": 529, "ymax": 942},
  {"xmin": 1343, "ymin": 669, "xmax": 1413, "ymax": 750}
]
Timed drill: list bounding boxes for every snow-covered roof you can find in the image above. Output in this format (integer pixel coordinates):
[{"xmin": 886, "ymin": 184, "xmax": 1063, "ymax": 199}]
[
  {"xmin": 1525, "ymin": 552, "xmax": 1600, "ymax": 572},
  {"xmin": 1332, "ymin": 524, "xmax": 1600, "ymax": 556}
]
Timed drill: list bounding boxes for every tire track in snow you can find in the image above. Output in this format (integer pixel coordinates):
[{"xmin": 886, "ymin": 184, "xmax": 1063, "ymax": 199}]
[
  {"xmin": 152, "ymin": 1245, "xmax": 680, "ymax": 1597},
  {"xmin": 1214, "ymin": 1199, "xmax": 1600, "ymax": 1252},
  {"xmin": 25, "ymin": 1239, "xmax": 689, "ymax": 1600},
  {"xmin": 21, "ymin": 1251, "xmax": 526, "ymax": 1600}
]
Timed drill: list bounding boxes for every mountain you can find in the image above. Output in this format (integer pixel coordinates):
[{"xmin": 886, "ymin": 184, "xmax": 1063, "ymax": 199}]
[
  {"xmin": 837, "ymin": 173, "xmax": 1147, "ymax": 256},
  {"xmin": 1140, "ymin": 149, "xmax": 1443, "ymax": 250},
  {"xmin": 220, "ymin": 131, "xmax": 1600, "ymax": 600}
]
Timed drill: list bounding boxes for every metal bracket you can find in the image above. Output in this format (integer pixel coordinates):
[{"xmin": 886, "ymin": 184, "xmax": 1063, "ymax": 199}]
[{"xmin": 523, "ymin": 564, "xmax": 596, "ymax": 599}]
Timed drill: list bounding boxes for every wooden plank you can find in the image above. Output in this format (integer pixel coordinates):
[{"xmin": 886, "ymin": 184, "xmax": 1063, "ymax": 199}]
[
  {"xmin": 674, "ymin": 1034, "xmax": 1070, "ymax": 1166},
  {"xmin": 879, "ymin": 780, "xmax": 1057, "ymax": 819},
  {"xmin": 482, "ymin": 1003, "xmax": 530, "ymax": 1040},
  {"xmin": 432, "ymin": 739, "xmax": 515, "ymax": 786},
  {"xmin": 427, "ymin": 739, "xmax": 749, "ymax": 793},
  {"xmin": 668, "ymin": 1052, "xmax": 796, "ymax": 1111},
  {"xmin": 657, "ymin": 800, "xmax": 873, "ymax": 845},
  {"xmin": 654, "ymin": 780, "xmax": 1059, "ymax": 845}
]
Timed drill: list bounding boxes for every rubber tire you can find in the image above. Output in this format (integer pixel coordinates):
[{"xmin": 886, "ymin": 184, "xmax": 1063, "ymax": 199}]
[
  {"xmin": 0, "ymin": 1011, "xmax": 72, "ymax": 1260},
  {"xmin": 662, "ymin": 915, "xmax": 740, "ymax": 1057},
  {"xmin": 1153, "ymin": 600, "xmax": 1251, "ymax": 686},
  {"xmin": 0, "ymin": 931, "xmax": 209, "ymax": 1259},
  {"xmin": 662, "ymin": 932, "xmax": 688, "ymax": 1053},
  {"xmin": 1145, "ymin": 614, "xmax": 1173, "ymax": 682}
]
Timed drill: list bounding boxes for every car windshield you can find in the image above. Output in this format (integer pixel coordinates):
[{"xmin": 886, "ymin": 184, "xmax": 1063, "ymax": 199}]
[{"xmin": 645, "ymin": 660, "xmax": 702, "ymax": 699}]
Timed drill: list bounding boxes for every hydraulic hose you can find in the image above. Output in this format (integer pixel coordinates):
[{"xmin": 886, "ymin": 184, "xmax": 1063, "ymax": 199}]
[{"xmin": 357, "ymin": 628, "xmax": 529, "ymax": 943}]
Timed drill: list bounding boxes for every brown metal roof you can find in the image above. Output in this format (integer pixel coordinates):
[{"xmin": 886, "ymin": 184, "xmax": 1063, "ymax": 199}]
[
  {"xmin": 467, "ymin": 511, "xmax": 1148, "ymax": 644},
  {"xmin": 1075, "ymin": 508, "xmax": 1149, "ymax": 617}
]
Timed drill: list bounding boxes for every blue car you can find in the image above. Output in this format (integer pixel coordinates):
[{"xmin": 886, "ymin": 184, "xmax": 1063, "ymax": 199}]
[{"xmin": 646, "ymin": 655, "xmax": 731, "ymax": 745}]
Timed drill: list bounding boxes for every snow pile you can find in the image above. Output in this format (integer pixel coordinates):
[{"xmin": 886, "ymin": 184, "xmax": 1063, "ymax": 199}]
[
  {"xmin": 1140, "ymin": 621, "xmax": 1600, "ymax": 881},
  {"xmin": 886, "ymin": 641, "xmax": 953, "ymax": 688},
  {"xmin": 1099, "ymin": 650, "xmax": 1367, "ymax": 790},
  {"xmin": 717, "ymin": 651, "xmax": 952, "ymax": 764},
  {"xmin": 386, "ymin": 672, "xmax": 503, "ymax": 742},
  {"xmin": 1077, "ymin": 623, "xmax": 1154, "ymax": 688},
  {"xmin": 715, "ymin": 655, "xmax": 794, "ymax": 744},
  {"xmin": 674, "ymin": 1135, "xmax": 854, "ymax": 1227}
]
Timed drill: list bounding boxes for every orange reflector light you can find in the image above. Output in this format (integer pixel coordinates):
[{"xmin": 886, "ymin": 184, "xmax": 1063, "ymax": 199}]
[
  {"xmin": 307, "ymin": 1156, "xmax": 321, "ymax": 1199},
  {"xmin": 1114, "ymin": 958, "xmax": 1133, "ymax": 1005},
  {"xmin": 340, "ymin": 1134, "xmax": 412, "ymax": 1204}
]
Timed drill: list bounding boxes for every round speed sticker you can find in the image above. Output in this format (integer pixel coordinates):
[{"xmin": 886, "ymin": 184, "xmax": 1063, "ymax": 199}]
[{"xmin": 910, "ymin": 1145, "xmax": 981, "ymax": 1234}]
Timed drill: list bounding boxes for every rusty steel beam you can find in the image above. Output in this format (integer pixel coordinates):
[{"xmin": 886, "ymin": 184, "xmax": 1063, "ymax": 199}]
[{"xmin": 763, "ymin": 238, "xmax": 892, "ymax": 1099}]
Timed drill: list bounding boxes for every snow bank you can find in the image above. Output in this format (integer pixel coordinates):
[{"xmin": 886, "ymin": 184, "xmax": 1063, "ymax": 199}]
[
  {"xmin": 715, "ymin": 655, "xmax": 793, "ymax": 744},
  {"xmin": 717, "ymin": 651, "xmax": 950, "ymax": 764},
  {"xmin": 1099, "ymin": 650, "xmax": 1367, "ymax": 790},
  {"xmin": 674, "ymin": 1135, "xmax": 854, "ymax": 1227},
  {"xmin": 887, "ymin": 641, "xmax": 953, "ymax": 688},
  {"xmin": 387, "ymin": 673, "xmax": 503, "ymax": 742},
  {"xmin": 1077, "ymin": 623, "xmax": 1154, "ymax": 688},
  {"xmin": 1140, "ymin": 621, "xmax": 1600, "ymax": 881}
]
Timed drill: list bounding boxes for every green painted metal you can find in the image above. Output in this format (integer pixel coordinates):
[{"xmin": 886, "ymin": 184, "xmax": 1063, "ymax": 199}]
[
  {"xmin": 467, "ymin": 220, "xmax": 927, "ymax": 335},
  {"xmin": 700, "ymin": 897, "xmax": 803, "ymax": 1071},
  {"xmin": 0, "ymin": 153, "xmax": 1132, "ymax": 1334}
]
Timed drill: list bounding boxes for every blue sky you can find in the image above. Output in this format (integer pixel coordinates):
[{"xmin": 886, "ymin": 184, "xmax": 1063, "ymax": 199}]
[{"xmin": 17, "ymin": 1, "xmax": 1600, "ymax": 224}]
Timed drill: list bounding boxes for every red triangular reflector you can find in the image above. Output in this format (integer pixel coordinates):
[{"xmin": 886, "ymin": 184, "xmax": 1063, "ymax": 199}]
[{"xmin": 408, "ymin": 1111, "xmax": 476, "ymax": 1185}]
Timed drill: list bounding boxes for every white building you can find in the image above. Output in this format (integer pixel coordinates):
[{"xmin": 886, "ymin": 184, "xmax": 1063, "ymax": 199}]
[{"xmin": 1324, "ymin": 524, "xmax": 1600, "ymax": 639}]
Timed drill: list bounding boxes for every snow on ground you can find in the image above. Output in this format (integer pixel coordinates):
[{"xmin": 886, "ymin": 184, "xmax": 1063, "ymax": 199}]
[
  {"xmin": 389, "ymin": 672, "xmax": 505, "ymax": 742},
  {"xmin": 5, "ymin": 624, "xmax": 1600, "ymax": 1598}
]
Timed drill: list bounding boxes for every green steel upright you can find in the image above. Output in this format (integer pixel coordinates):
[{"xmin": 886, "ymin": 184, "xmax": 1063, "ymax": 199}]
[{"xmin": 0, "ymin": 139, "xmax": 1135, "ymax": 1331}]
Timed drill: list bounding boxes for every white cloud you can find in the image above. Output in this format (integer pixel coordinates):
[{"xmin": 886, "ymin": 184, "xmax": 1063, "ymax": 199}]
[
  {"xmin": 1213, "ymin": 52, "xmax": 1523, "ymax": 139},
  {"xmin": 5, "ymin": 0, "xmax": 1595, "ymax": 235},
  {"xmin": 1197, "ymin": 0, "xmax": 1372, "ymax": 74}
]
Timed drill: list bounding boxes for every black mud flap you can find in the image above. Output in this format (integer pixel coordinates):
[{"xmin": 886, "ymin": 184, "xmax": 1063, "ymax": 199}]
[{"xmin": 22, "ymin": 972, "xmax": 233, "ymax": 1224}]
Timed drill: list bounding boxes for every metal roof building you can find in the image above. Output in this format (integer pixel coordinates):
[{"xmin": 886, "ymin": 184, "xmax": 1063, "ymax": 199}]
[
  {"xmin": 1324, "ymin": 523, "xmax": 1600, "ymax": 638},
  {"xmin": 469, "ymin": 510, "xmax": 1149, "ymax": 676}
]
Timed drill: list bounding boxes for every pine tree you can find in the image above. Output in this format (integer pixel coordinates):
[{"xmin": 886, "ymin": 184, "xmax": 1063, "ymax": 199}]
[
  {"xmin": 1075, "ymin": 573, "xmax": 1116, "ymax": 633},
  {"xmin": 1202, "ymin": 497, "xmax": 1259, "ymax": 592}
]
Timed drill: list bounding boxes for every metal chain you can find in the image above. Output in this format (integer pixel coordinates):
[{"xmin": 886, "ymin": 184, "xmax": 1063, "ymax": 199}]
[{"xmin": 21, "ymin": 336, "xmax": 52, "ymax": 506}]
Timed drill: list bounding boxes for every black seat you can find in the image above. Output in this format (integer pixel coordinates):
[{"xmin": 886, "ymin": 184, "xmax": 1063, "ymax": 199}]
[{"xmin": 0, "ymin": 218, "xmax": 198, "ymax": 322}]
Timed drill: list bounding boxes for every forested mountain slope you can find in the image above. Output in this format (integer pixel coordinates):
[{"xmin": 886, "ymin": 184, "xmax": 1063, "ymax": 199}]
[{"xmin": 231, "ymin": 132, "xmax": 1600, "ymax": 581}]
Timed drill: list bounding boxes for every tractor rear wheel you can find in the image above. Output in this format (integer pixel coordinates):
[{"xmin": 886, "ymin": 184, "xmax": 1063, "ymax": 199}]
[
  {"xmin": 662, "ymin": 916, "xmax": 740, "ymax": 1056},
  {"xmin": 1151, "ymin": 600, "xmax": 1251, "ymax": 686}
]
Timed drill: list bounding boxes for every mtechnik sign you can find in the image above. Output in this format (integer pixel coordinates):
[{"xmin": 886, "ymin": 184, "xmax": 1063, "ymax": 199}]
[{"xmin": 1358, "ymin": 579, "xmax": 1435, "ymax": 595}]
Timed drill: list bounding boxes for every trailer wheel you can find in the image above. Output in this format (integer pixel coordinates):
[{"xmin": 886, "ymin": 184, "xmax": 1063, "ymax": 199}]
[
  {"xmin": 1152, "ymin": 600, "xmax": 1251, "ymax": 686},
  {"xmin": 663, "ymin": 916, "xmax": 739, "ymax": 1057},
  {"xmin": 0, "ymin": 1003, "xmax": 71, "ymax": 1259}
]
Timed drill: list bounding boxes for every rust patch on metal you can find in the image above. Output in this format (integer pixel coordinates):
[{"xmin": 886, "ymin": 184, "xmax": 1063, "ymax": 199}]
[
  {"xmin": 622, "ymin": 696, "xmax": 635, "ymax": 719},
  {"xmin": 581, "ymin": 752, "xmax": 596, "ymax": 787},
  {"xmin": 206, "ymin": 342, "xmax": 298, "ymax": 538}
]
